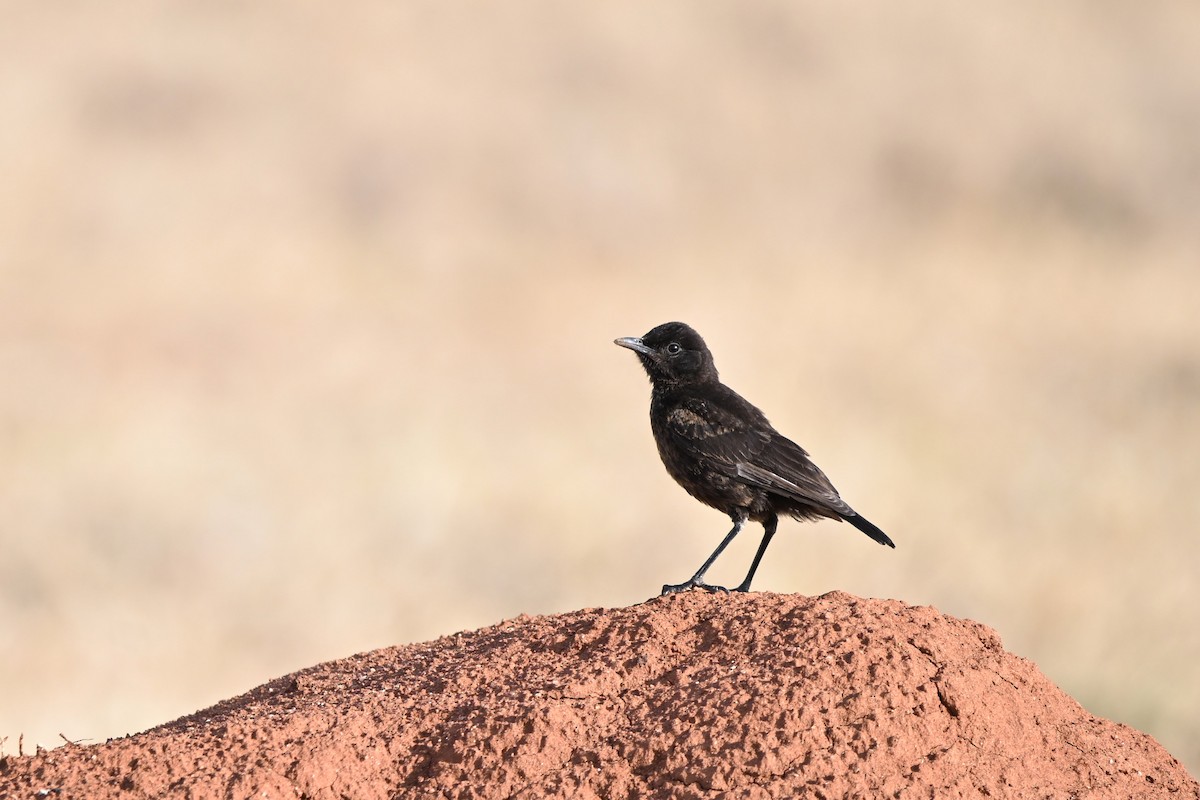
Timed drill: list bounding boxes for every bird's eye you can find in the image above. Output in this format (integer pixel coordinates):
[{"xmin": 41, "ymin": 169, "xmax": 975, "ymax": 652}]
[{"xmin": 666, "ymin": 342, "xmax": 682, "ymax": 355}]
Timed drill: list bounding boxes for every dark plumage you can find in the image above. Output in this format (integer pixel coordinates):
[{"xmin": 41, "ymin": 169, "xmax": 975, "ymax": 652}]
[{"xmin": 615, "ymin": 321, "xmax": 894, "ymax": 595}]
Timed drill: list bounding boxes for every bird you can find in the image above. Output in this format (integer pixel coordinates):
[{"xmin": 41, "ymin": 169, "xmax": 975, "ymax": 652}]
[{"xmin": 615, "ymin": 321, "xmax": 894, "ymax": 595}]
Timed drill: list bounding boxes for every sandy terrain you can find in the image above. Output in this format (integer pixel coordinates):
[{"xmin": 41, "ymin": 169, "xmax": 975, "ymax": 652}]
[{"xmin": 2, "ymin": 592, "xmax": 1195, "ymax": 799}]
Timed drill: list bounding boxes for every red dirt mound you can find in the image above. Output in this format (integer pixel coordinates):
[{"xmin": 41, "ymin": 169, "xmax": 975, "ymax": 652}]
[{"xmin": 2, "ymin": 591, "xmax": 1196, "ymax": 799}]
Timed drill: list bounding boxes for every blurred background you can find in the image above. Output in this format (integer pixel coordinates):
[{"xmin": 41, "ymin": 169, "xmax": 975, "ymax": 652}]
[{"xmin": 2, "ymin": 0, "xmax": 1197, "ymax": 775}]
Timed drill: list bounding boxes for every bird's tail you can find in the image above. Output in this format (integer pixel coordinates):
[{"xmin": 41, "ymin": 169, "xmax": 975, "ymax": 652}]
[{"xmin": 846, "ymin": 513, "xmax": 895, "ymax": 548}]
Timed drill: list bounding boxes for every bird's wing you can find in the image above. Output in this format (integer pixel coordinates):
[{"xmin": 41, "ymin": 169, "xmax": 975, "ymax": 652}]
[
  {"xmin": 663, "ymin": 391, "xmax": 853, "ymax": 516},
  {"xmin": 662, "ymin": 394, "xmax": 771, "ymax": 465},
  {"xmin": 734, "ymin": 437, "xmax": 854, "ymax": 517}
]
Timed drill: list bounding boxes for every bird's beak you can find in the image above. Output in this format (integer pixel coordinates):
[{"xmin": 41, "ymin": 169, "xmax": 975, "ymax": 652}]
[{"xmin": 614, "ymin": 336, "xmax": 655, "ymax": 357}]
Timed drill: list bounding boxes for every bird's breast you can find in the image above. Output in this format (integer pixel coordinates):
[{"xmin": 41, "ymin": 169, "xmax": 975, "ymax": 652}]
[{"xmin": 648, "ymin": 411, "xmax": 760, "ymax": 513}]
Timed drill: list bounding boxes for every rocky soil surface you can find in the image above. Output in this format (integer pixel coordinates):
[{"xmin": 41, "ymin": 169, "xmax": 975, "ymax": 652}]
[{"xmin": 2, "ymin": 591, "xmax": 1196, "ymax": 799}]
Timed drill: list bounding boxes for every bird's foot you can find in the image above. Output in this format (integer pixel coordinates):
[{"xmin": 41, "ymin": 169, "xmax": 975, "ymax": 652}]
[{"xmin": 660, "ymin": 579, "xmax": 730, "ymax": 596}]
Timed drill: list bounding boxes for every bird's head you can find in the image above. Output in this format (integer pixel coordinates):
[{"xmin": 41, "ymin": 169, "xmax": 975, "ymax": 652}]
[{"xmin": 615, "ymin": 321, "xmax": 719, "ymax": 385}]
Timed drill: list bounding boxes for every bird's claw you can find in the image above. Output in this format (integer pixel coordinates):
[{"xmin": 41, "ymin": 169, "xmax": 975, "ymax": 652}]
[{"xmin": 661, "ymin": 580, "xmax": 731, "ymax": 596}]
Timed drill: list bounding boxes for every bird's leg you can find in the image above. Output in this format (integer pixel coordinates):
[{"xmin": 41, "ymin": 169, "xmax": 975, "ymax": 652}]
[
  {"xmin": 661, "ymin": 511, "xmax": 748, "ymax": 595},
  {"xmin": 732, "ymin": 514, "xmax": 777, "ymax": 593}
]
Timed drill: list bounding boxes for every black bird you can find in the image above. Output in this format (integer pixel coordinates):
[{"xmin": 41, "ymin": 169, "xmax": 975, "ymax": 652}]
[{"xmin": 615, "ymin": 321, "xmax": 894, "ymax": 595}]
